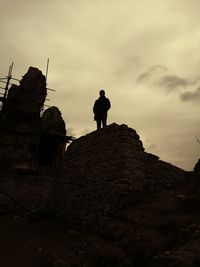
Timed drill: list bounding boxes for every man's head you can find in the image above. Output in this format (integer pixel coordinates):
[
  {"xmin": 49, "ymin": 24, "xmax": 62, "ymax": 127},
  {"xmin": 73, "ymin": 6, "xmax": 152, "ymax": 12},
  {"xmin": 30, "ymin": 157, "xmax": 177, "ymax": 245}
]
[{"xmin": 99, "ymin": 89, "xmax": 105, "ymax": 97}]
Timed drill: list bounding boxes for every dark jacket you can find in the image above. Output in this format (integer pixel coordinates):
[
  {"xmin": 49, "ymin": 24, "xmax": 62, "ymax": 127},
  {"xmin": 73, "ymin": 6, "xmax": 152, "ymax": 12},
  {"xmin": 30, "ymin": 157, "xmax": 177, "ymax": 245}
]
[{"xmin": 93, "ymin": 96, "xmax": 111, "ymax": 114}]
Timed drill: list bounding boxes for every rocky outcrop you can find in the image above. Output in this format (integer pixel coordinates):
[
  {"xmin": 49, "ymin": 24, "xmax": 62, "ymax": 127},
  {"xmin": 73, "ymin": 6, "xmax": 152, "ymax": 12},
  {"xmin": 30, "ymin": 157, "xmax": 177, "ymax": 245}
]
[{"xmin": 49, "ymin": 123, "xmax": 188, "ymax": 227}]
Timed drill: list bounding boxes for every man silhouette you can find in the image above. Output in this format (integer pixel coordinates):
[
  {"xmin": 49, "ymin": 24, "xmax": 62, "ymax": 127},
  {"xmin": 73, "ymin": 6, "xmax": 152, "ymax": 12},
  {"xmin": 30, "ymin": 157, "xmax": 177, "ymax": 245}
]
[{"xmin": 93, "ymin": 90, "xmax": 111, "ymax": 129}]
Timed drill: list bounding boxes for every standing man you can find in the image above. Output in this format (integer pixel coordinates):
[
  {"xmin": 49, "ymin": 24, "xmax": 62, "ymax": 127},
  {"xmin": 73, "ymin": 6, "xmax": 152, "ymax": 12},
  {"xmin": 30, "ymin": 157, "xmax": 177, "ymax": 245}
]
[{"xmin": 93, "ymin": 89, "xmax": 111, "ymax": 129}]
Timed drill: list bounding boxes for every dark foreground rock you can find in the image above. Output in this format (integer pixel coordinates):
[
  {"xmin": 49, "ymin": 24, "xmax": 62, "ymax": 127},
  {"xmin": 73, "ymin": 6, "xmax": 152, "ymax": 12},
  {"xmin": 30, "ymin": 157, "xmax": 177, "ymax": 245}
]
[{"xmin": 1, "ymin": 185, "xmax": 200, "ymax": 267}]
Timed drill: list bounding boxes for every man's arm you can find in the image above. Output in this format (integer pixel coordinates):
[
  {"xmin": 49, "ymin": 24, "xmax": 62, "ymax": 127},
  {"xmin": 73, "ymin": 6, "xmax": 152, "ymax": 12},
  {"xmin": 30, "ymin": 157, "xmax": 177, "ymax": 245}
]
[
  {"xmin": 93, "ymin": 100, "xmax": 97, "ymax": 114},
  {"xmin": 106, "ymin": 98, "xmax": 111, "ymax": 111}
]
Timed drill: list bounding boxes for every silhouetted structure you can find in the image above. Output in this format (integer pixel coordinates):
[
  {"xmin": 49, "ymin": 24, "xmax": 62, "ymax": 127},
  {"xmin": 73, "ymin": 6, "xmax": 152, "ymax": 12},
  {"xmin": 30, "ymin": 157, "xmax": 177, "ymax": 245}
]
[
  {"xmin": 0, "ymin": 65, "xmax": 199, "ymax": 267},
  {"xmin": 0, "ymin": 62, "xmax": 20, "ymax": 114},
  {"xmin": 0, "ymin": 67, "xmax": 68, "ymax": 171},
  {"xmin": 93, "ymin": 90, "xmax": 111, "ymax": 129},
  {"xmin": 50, "ymin": 123, "xmax": 188, "ymax": 226},
  {"xmin": 39, "ymin": 106, "xmax": 67, "ymax": 166}
]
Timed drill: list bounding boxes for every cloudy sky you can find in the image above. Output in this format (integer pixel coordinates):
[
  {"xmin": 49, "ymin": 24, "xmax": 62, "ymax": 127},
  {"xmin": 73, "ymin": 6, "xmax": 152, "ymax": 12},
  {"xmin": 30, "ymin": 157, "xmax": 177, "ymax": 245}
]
[{"xmin": 0, "ymin": 0, "xmax": 200, "ymax": 171}]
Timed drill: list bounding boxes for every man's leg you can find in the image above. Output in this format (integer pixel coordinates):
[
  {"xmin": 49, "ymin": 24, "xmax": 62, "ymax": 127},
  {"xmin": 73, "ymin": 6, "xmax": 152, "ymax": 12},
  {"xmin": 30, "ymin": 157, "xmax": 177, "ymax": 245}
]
[
  {"xmin": 102, "ymin": 113, "xmax": 107, "ymax": 128},
  {"xmin": 97, "ymin": 118, "xmax": 101, "ymax": 129}
]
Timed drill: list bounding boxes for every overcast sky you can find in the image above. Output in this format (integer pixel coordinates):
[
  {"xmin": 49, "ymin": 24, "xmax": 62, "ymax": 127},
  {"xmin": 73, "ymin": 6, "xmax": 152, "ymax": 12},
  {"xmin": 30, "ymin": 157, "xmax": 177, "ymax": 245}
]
[{"xmin": 0, "ymin": 0, "xmax": 200, "ymax": 171}]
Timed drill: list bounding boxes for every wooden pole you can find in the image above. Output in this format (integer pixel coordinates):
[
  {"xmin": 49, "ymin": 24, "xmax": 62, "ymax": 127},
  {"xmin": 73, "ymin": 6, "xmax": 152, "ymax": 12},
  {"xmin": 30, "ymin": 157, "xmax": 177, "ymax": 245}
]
[
  {"xmin": 4, "ymin": 62, "xmax": 13, "ymax": 99},
  {"xmin": 45, "ymin": 58, "xmax": 49, "ymax": 82}
]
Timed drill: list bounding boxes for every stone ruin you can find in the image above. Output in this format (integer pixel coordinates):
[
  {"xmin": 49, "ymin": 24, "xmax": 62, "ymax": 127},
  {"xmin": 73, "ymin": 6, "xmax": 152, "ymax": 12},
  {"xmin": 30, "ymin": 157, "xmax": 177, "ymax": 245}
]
[
  {"xmin": 0, "ymin": 66, "xmax": 199, "ymax": 228},
  {"xmin": 0, "ymin": 67, "xmax": 67, "ymax": 171},
  {"xmin": 39, "ymin": 106, "xmax": 66, "ymax": 167},
  {"xmin": 49, "ymin": 123, "xmax": 188, "ymax": 227},
  {"xmin": 1, "ymin": 66, "xmax": 200, "ymax": 267},
  {"xmin": 0, "ymin": 67, "xmax": 68, "ymax": 213}
]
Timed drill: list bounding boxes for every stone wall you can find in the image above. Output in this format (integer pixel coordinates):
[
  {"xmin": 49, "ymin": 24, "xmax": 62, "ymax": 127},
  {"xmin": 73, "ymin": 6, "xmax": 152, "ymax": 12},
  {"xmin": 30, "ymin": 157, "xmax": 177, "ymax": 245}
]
[{"xmin": 49, "ymin": 123, "xmax": 188, "ymax": 227}]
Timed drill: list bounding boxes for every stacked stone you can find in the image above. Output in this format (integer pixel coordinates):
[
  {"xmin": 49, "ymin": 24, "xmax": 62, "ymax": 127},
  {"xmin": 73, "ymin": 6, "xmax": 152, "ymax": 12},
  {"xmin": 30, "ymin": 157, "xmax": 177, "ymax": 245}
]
[
  {"xmin": 1, "ymin": 67, "xmax": 46, "ymax": 131},
  {"xmin": 0, "ymin": 67, "xmax": 47, "ymax": 170},
  {"xmin": 41, "ymin": 106, "xmax": 66, "ymax": 136},
  {"xmin": 40, "ymin": 106, "xmax": 67, "ymax": 167},
  {"xmin": 50, "ymin": 123, "xmax": 188, "ymax": 227}
]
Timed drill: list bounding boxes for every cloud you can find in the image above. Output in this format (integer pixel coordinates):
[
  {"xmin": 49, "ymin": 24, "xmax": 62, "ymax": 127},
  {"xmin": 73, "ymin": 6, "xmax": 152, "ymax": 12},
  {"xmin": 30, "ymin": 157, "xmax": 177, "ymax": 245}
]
[
  {"xmin": 180, "ymin": 87, "xmax": 200, "ymax": 104},
  {"xmin": 137, "ymin": 71, "xmax": 152, "ymax": 83},
  {"xmin": 137, "ymin": 65, "xmax": 167, "ymax": 83},
  {"xmin": 150, "ymin": 65, "xmax": 168, "ymax": 72},
  {"xmin": 137, "ymin": 66, "xmax": 200, "ymax": 94},
  {"xmin": 156, "ymin": 75, "xmax": 190, "ymax": 91}
]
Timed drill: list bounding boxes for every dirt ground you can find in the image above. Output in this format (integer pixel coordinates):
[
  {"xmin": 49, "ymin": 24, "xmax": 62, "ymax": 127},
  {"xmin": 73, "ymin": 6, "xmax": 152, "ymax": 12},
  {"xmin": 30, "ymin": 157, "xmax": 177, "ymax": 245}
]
[
  {"xmin": 0, "ymin": 214, "xmax": 120, "ymax": 267},
  {"xmin": 1, "ymin": 186, "xmax": 200, "ymax": 267}
]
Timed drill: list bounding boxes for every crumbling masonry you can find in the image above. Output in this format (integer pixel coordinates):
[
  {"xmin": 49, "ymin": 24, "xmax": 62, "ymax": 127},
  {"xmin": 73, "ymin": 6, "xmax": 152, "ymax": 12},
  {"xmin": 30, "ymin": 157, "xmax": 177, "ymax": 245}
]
[
  {"xmin": 0, "ymin": 67, "xmax": 67, "ymax": 171},
  {"xmin": 0, "ymin": 66, "xmax": 198, "ymax": 228}
]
